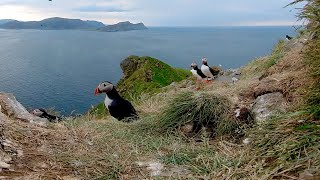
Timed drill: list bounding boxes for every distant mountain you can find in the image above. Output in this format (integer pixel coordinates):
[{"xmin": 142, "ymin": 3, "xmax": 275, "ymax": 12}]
[
  {"xmin": 0, "ymin": 19, "xmax": 14, "ymax": 25},
  {"xmin": 97, "ymin": 21, "xmax": 147, "ymax": 32},
  {"xmin": 0, "ymin": 17, "xmax": 105, "ymax": 30}
]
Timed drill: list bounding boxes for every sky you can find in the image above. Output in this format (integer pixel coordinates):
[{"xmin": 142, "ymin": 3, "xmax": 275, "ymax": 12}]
[{"xmin": 0, "ymin": 0, "xmax": 304, "ymax": 26}]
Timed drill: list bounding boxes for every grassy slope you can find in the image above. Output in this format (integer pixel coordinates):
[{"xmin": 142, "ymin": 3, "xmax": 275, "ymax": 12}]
[
  {"xmin": 117, "ymin": 56, "xmax": 190, "ymax": 99},
  {"xmin": 2, "ymin": 37, "xmax": 319, "ymax": 179}
]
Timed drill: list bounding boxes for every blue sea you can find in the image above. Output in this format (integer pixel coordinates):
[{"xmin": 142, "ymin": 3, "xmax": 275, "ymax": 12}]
[{"xmin": 0, "ymin": 27, "xmax": 295, "ymax": 115}]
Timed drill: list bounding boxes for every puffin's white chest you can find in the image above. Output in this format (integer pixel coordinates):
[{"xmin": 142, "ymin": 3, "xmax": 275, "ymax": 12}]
[
  {"xmin": 190, "ymin": 69, "xmax": 202, "ymax": 80},
  {"xmin": 104, "ymin": 96, "xmax": 113, "ymax": 110},
  {"xmin": 201, "ymin": 65, "xmax": 213, "ymax": 78}
]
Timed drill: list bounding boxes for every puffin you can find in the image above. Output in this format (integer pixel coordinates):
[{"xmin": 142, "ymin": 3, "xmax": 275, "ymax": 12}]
[
  {"xmin": 286, "ymin": 35, "xmax": 292, "ymax": 41},
  {"xmin": 32, "ymin": 108, "xmax": 61, "ymax": 122},
  {"xmin": 94, "ymin": 81, "xmax": 138, "ymax": 121},
  {"xmin": 190, "ymin": 62, "xmax": 207, "ymax": 81},
  {"xmin": 201, "ymin": 57, "xmax": 219, "ymax": 82}
]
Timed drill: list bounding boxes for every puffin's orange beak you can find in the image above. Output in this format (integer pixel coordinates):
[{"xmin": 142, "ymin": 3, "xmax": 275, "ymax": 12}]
[{"xmin": 94, "ymin": 87, "xmax": 100, "ymax": 96}]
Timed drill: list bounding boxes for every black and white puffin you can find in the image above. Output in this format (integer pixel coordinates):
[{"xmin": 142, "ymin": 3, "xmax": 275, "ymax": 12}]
[
  {"xmin": 190, "ymin": 62, "xmax": 207, "ymax": 81},
  {"xmin": 94, "ymin": 81, "xmax": 138, "ymax": 121},
  {"xmin": 32, "ymin": 108, "xmax": 61, "ymax": 122},
  {"xmin": 286, "ymin": 35, "xmax": 292, "ymax": 41},
  {"xmin": 201, "ymin": 57, "xmax": 218, "ymax": 81}
]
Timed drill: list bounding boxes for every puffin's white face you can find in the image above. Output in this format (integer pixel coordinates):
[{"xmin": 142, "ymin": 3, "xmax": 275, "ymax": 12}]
[
  {"xmin": 190, "ymin": 63, "xmax": 198, "ymax": 69},
  {"xmin": 95, "ymin": 81, "xmax": 114, "ymax": 95},
  {"xmin": 202, "ymin": 58, "xmax": 208, "ymax": 65},
  {"xmin": 32, "ymin": 109, "xmax": 44, "ymax": 116}
]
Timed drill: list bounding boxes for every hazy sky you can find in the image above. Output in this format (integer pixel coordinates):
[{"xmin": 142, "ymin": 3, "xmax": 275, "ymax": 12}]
[{"xmin": 0, "ymin": 0, "xmax": 303, "ymax": 26}]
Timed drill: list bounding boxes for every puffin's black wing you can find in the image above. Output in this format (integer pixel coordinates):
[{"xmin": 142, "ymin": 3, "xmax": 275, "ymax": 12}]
[
  {"xmin": 197, "ymin": 69, "xmax": 207, "ymax": 78},
  {"xmin": 108, "ymin": 99, "xmax": 138, "ymax": 121},
  {"xmin": 209, "ymin": 67, "xmax": 219, "ymax": 76}
]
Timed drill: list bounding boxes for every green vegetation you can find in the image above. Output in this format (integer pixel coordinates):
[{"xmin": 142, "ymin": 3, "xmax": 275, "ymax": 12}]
[
  {"xmin": 117, "ymin": 56, "xmax": 190, "ymax": 100},
  {"xmin": 289, "ymin": 0, "xmax": 320, "ymax": 119}
]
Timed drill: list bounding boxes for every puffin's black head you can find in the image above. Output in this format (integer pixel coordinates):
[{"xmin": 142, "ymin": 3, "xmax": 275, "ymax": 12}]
[
  {"xmin": 94, "ymin": 81, "xmax": 114, "ymax": 95},
  {"xmin": 202, "ymin": 57, "xmax": 208, "ymax": 65}
]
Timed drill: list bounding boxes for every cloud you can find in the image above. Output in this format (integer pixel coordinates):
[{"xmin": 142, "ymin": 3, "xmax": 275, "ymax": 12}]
[
  {"xmin": 74, "ymin": 5, "xmax": 128, "ymax": 13},
  {"xmin": 0, "ymin": 0, "xmax": 304, "ymax": 26}
]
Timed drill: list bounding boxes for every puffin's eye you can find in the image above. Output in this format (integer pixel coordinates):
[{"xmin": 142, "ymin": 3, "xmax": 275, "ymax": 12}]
[{"xmin": 103, "ymin": 84, "xmax": 106, "ymax": 87}]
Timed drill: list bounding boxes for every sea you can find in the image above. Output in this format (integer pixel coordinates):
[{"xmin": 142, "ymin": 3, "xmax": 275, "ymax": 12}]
[{"xmin": 0, "ymin": 26, "xmax": 296, "ymax": 115}]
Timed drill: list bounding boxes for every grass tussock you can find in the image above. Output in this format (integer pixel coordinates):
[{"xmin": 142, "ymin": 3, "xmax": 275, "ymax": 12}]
[{"xmin": 156, "ymin": 91, "xmax": 243, "ymax": 138}]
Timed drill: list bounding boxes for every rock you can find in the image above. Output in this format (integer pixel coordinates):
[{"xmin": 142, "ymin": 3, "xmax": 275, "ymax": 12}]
[
  {"xmin": 136, "ymin": 161, "xmax": 190, "ymax": 177},
  {"xmin": 69, "ymin": 160, "xmax": 83, "ymax": 168},
  {"xmin": 243, "ymin": 138, "xmax": 252, "ymax": 145},
  {"xmin": 120, "ymin": 56, "xmax": 144, "ymax": 79},
  {"xmin": 0, "ymin": 161, "xmax": 10, "ymax": 169},
  {"xmin": 16, "ymin": 150, "xmax": 23, "ymax": 157},
  {"xmin": 37, "ymin": 162, "xmax": 48, "ymax": 169},
  {"xmin": 252, "ymin": 92, "xmax": 287, "ymax": 123},
  {"xmin": 0, "ymin": 93, "xmax": 48, "ymax": 126}
]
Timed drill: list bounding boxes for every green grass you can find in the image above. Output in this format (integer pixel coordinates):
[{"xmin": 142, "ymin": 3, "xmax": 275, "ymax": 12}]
[
  {"xmin": 117, "ymin": 56, "xmax": 190, "ymax": 100},
  {"xmin": 89, "ymin": 102, "xmax": 107, "ymax": 119}
]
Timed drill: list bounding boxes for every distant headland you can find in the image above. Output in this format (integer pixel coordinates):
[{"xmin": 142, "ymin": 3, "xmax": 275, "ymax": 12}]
[{"xmin": 0, "ymin": 17, "xmax": 147, "ymax": 32}]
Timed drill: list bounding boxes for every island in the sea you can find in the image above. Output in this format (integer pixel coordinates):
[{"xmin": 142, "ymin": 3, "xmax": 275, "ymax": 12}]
[
  {"xmin": 0, "ymin": 17, "xmax": 147, "ymax": 32},
  {"xmin": 97, "ymin": 21, "xmax": 147, "ymax": 32}
]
